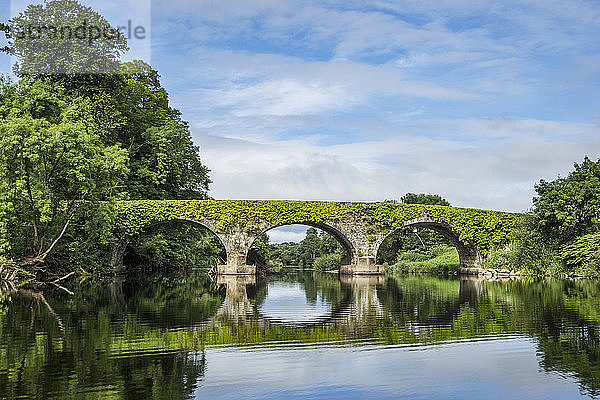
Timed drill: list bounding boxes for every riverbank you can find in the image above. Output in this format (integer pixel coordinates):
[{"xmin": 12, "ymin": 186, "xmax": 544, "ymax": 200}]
[
  {"xmin": 383, "ymin": 247, "xmax": 599, "ymax": 279},
  {"xmin": 0, "ymin": 256, "xmax": 32, "ymax": 287}
]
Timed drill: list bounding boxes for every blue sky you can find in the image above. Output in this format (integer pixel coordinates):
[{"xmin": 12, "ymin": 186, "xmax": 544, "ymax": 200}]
[{"xmin": 2, "ymin": 0, "xmax": 600, "ymax": 221}]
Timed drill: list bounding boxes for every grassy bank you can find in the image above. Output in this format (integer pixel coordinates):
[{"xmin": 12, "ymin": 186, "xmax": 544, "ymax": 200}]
[{"xmin": 387, "ymin": 246, "xmax": 460, "ymax": 274}]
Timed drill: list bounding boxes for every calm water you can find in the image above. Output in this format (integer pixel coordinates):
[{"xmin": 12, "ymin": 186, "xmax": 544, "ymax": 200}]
[{"xmin": 1, "ymin": 270, "xmax": 600, "ymax": 399}]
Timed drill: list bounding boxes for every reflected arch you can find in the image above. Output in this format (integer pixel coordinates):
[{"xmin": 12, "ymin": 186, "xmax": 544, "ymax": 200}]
[
  {"xmin": 375, "ymin": 216, "xmax": 482, "ymax": 269},
  {"xmin": 253, "ymin": 278, "xmax": 354, "ymax": 328}
]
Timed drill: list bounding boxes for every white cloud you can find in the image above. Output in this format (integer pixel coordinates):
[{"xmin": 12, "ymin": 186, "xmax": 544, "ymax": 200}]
[
  {"xmin": 197, "ymin": 118, "xmax": 600, "ymax": 212},
  {"xmin": 214, "ymin": 79, "xmax": 356, "ymax": 117},
  {"xmin": 266, "ymin": 225, "xmax": 310, "ymax": 243}
]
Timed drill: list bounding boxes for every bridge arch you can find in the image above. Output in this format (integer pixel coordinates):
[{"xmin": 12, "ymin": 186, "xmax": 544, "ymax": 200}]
[
  {"xmin": 245, "ymin": 221, "xmax": 356, "ymax": 267},
  {"xmin": 376, "ymin": 216, "xmax": 482, "ymax": 269},
  {"xmin": 112, "ymin": 217, "xmax": 228, "ymax": 272}
]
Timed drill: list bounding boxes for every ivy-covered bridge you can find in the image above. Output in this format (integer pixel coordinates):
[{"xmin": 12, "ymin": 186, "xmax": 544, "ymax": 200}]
[{"xmin": 111, "ymin": 200, "xmax": 518, "ymax": 275}]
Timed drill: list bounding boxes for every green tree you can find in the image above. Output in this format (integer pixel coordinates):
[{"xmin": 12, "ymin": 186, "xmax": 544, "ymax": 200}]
[
  {"xmin": 4, "ymin": 0, "xmax": 128, "ymax": 77},
  {"xmin": 3, "ymin": 1, "xmax": 211, "ymax": 201},
  {"xmin": 0, "ymin": 1, "xmax": 212, "ymax": 271},
  {"xmin": 0, "ymin": 78, "xmax": 128, "ymax": 264},
  {"xmin": 298, "ymin": 228, "xmax": 321, "ymax": 267},
  {"xmin": 313, "ymin": 253, "xmax": 342, "ymax": 272},
  {"xmin": 401, "ymin": 193, "xmax": 450, "ymax": 206},
  {"xmin": 533, "ymin": 156, "xmax": 600, "ymax": 245},
  {"xmin": 377, "ymin": 192, "xmax": 452, "ymax": 264},
  {"xmin": 114, "ymin": 61, "xmax": 211, "ymax": 199},
  {"xmin": 319, "ymin": 230, "xmax": 340, "ymax": 255},
  {"xmin": 128, "ymin": 224, "xmax": 226, "ymax": 271},
  {"xmin": 561, "ymin": 232, "xmax": 600, "ymax": 277}
]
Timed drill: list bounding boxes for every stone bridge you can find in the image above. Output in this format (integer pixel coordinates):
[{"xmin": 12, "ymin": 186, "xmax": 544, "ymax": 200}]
[{"xmin": 111, "ymin": 200, "xmax": 517, "ymax": 275}]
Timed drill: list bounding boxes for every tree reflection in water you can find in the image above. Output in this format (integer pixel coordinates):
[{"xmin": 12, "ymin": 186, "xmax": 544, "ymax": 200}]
[{"xmin": 0, "ymin": 271, "xmax": 599, "ymax": 398}]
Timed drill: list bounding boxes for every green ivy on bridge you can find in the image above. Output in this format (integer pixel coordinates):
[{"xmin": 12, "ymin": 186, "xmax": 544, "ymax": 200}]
[{"xmin": 114, "ymin": 200, "xmax": 520, "ymax": 255}]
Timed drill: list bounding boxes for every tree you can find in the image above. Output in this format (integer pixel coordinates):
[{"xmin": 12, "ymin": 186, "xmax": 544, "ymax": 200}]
[
  {"xmin": 128, "ymin": 224, "xmax": 226, "ymax": 271},
  {"xmin": 401, "ymin": 193, "xmax": 450, "ymax": 206},
  {"xmin": 319, "ymin": 230, "xmax": 340, "ymax": 255},
  {"xmin": 0, "ymin": 78, "xmax": 128, "ymax": 264},
  {"xmin": 0, "ymin": 1, "xmax": 212, "ymax": 270},
  {"xmin": 533, "ymin": 156, "xmax": 600, "ymax": 245},
  {"xmin": 114, "ymin": 61, "xmax": 211, "ymax": 199},
  {"xmin": 298, "ymin": 228, "xmax": 322, "ymax": 267},
  {"xmin": 4, "ymin": 0, "xmax": 128, "ymax": 77},
  {"xmin": 3, "ymin": 2, "xmax": 211, "ymax": 201},
  {"xmin": 313, "ymin": 253, "xmax": 342, "ymax": 272}
]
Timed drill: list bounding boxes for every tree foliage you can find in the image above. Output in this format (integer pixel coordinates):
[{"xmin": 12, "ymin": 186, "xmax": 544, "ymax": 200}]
[
  {"xmin": 313, "ymin": 252, "xmax": 342, "ymax": 272},
  {"xmin": 376, "ymin": 227, "xmax": 453, "ymax": 264},
  {"xmin": 127, "ymin": 224, "xmax": 226, "ymax": 271},
  {"xmin": 533, "ymin": 156, "xmax": 600, "ymax": 245},
  {"xmin": 485, "ymin": 156, "xmax": 600, "ymax": 276},
  {"xmin": 104, "ymin": 61, "xmax": 211, "ymax": 199},
  {"xmin": 0, "ymin": 78, "xmax": 128, "ymax": 263},
  {"xmin": 561, "ymin": 233, "xmax": 600, "ymax": 276},
  {"xmin": 0, "ymin": 1, "xmax": 211, "ymax": 269},
  {"xmin": 401, "ymin": 193, "xmax": 450, "ymax": 206},
  {"xmin": 4, "ymin": 0, "xmax": 128, "ymax": 76},
  {"xmin": 485, "ymin": 215, "xmax": 561, "ymax": 274},
  {"xmin": 250, "ymin": 227, "xmax": 345, "ymax": 271}
]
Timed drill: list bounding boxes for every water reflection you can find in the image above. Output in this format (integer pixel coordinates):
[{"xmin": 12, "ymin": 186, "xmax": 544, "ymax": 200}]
[
  {"xmin": 258, "ymin": 280, "xmax": 335, "ymax": 325},
  {"xmin": 214, "ymin": 275, "xmax": 255, "ymax": 323},
  {"xmin": 0, "ymin": 272, "xmax": 599, "ymax": 398}
]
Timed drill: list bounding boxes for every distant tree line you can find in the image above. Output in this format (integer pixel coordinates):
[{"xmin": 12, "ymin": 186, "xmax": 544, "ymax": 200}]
[{"xmin": 250, "ymin": 227, "xmax": 344, "ymax": 272}]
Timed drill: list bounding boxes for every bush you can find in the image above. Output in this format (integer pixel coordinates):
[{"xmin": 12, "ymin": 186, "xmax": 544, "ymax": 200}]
[
  {"xmin": 390, "ymin": 246, "xmax": 459, "ymax": 274},
  {"xmin": 266, "ymin": 259, "xmax": 284, "ymax": 273},
  {"xmin": 562, "ymin": 233, "xmax": 600, "ymax": 276},
  {"xmin": 577, "ymin": 251, "xmax": 600, "ymax": 277},
  {"xmin": 313, "ymin": 253, "xmax": 342, "ymax": 272},
  {"xmin": 396, "ymin": 251, "xmax": 430, "ymax": 262},
  {"xmin": 486, "ymin": 246, "xmax": 515, "ymax": 270},
  {"xmin": 485, "ymin": 215, "xmax": 560, "ymax": 274}
]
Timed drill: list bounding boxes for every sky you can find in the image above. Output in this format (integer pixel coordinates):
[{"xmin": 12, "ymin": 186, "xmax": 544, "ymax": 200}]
[{"xmin": 2, "ymin": 1, "xmax": 600, "ymax": 237}]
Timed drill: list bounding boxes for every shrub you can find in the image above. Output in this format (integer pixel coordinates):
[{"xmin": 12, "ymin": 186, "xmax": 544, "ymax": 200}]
[
  {"xmin": 390, "ymin": 246, "xmax": 459, "ymax": 274},
  {"xmin": 562, "ymin": 233, "xmax": 600, "ymax": 276},
  {"xmin": 313, "ymin": 253, "xmax": 342, "ymax": 272},
  {"xmin": 485, "ymin": 215, "xmax": 560, "ymax": 274},
  {"xmin": 396, "ymin": 251, "xmax": 430, "ymax": 262}
]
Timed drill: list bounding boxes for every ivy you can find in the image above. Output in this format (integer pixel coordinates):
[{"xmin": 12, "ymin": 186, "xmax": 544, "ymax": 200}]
[
  {"xmin": 114, "ymin": 200, "xmax": 519, "ymax": 255},
  {"xmin": 562, "ymin": 233, "xmax": 600, "ymax": 270}
]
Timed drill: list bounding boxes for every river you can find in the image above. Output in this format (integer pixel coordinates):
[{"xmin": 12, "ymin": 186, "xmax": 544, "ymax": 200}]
[{"xmin": 0, "ymin": 270, "xmax": 599, "ymax": 399}]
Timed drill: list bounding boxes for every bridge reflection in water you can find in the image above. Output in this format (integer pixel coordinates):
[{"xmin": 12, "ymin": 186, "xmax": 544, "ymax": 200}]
[
  {"xmin": 2, "ymin": 271, "xmax": 600, "ymax": 399},
  {"xmin": 210, "ymin": 273, "xmax": 486, "ymax": 333}
]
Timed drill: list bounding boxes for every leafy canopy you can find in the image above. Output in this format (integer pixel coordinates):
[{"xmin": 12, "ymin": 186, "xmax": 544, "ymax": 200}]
[
  {"xmin": 401, "ymin": 193, "xmax": 450, "ymax": 206},
  {"xmin": 0, "ymin": 78, "xmax": 128, "ymax": 260},
  {"xmin": 4, "ymin": 0, "xmax": 128, "ymax": 76},
  {"xmin": 533, "ymin": 156, "xmax": 600, "ymax": 244},
  {"xmin": 0, "ymin": 1, "xmax": 211, "ymax": 267}
]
